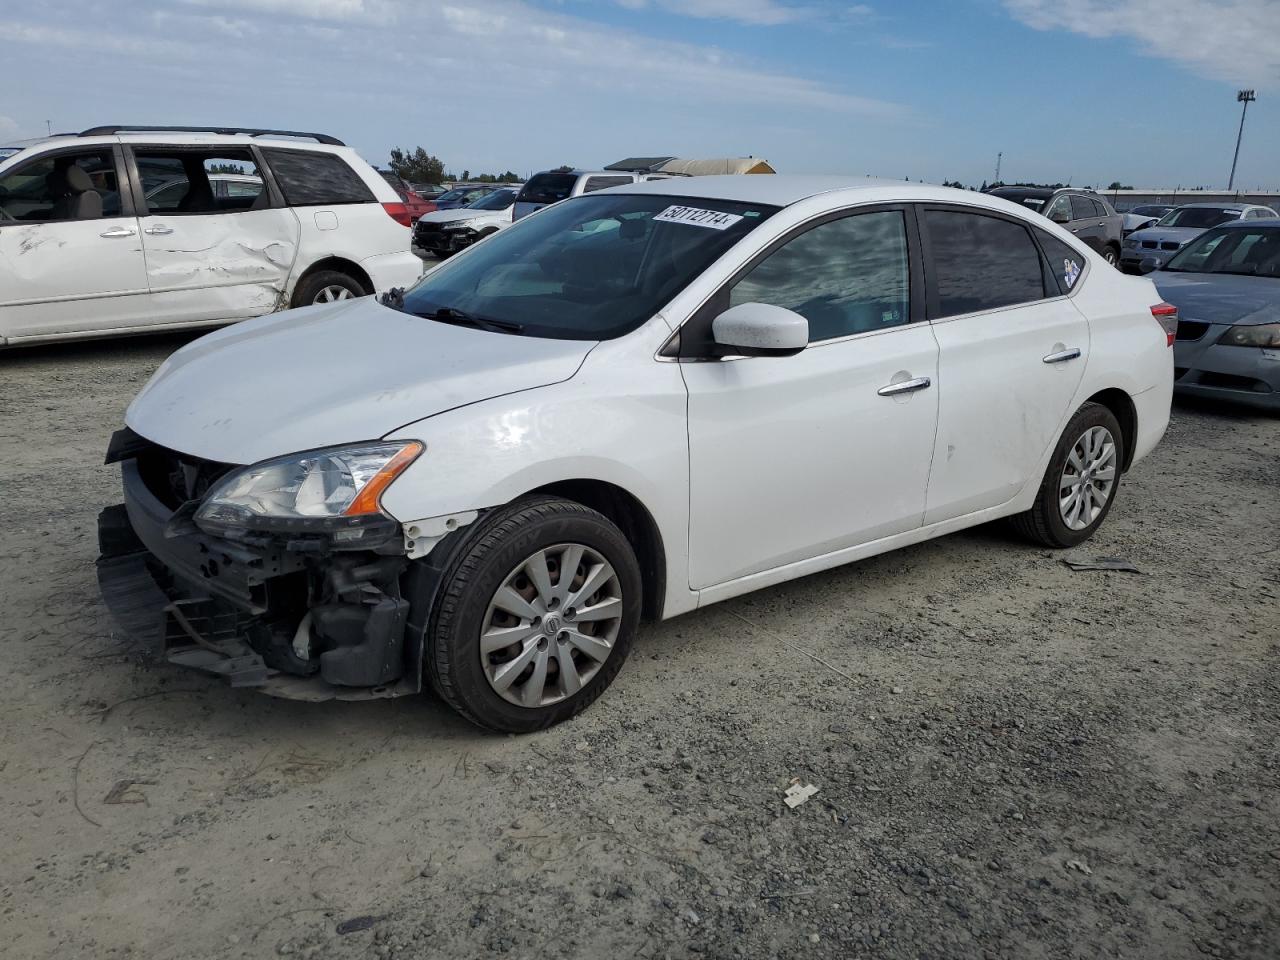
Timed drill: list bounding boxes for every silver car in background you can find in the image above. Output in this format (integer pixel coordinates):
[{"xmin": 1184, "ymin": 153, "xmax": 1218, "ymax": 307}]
[
  {"xmin": 1122, "ymin": 202, "xmax": 1278, "ymax": 272},
  {"xmin": 1146, "ymin": 220, "xmax": 1280, "ymax": 411}
]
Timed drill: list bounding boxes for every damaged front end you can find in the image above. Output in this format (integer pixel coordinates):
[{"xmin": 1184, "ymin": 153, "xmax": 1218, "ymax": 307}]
[{"xmin": 96, "ymin": 429, "xmax": 454, "ymax": 701}]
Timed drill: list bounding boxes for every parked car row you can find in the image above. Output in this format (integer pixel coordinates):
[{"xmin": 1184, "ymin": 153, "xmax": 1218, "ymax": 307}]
[
  {"xmin": 0, "ymin": 125, "xmax": 423, "ymax": 346},
  {"xmin": 987, "ymin": 187, "xmax": 1125, "ymax": 266},
  {"xmin": 1121, "ymin": 203, "xmax": 1278, "ymax": 272}
]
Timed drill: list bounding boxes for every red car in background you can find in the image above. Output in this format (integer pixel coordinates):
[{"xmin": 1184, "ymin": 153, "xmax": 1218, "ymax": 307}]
[{"xmin": 377, "ymin": 170, "xmax": 436, "ymax": 223}]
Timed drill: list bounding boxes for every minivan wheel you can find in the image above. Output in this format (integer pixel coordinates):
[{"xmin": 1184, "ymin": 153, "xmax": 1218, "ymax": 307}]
[
  {"xmin": 291, "ymin": 270, "xmax": 366, "ymax": 308},
  {"xmin": 427, "ymin": 497, "xmax": 642, "ymax": 733},
  {"xmin": 1009, "ymin": 402, "xmax": 1125, "ymax": 548}
]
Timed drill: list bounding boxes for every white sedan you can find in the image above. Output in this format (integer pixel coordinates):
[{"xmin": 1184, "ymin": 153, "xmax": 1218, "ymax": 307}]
[{"xmin": 100, "ymin": 176, "xmax": 1175, "ymax": 732}]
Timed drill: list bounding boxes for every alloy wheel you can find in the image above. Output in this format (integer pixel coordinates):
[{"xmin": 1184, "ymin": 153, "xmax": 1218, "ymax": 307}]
[
  {"xmin": 480, "ymin": 543, "xmax": 623, "ymax": 708},
  {"xmin": 1059, "ymin": 425, "xmax": 1117, "ymax": 530},
  {"xmin": 314, "ymin": 285, "xmax": 355, "ymax": 304}
]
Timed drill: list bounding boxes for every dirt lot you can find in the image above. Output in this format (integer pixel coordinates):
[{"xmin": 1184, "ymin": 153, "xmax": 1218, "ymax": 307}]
[{"xmin": 1, "ymin": 333, "xmax": 1277, "ymax": 960}]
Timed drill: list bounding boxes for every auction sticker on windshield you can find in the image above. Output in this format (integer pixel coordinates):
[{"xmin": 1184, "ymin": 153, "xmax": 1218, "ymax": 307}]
[{"xmin": 654, "ymin": 205, "xmax": 744, "ymax": 230}]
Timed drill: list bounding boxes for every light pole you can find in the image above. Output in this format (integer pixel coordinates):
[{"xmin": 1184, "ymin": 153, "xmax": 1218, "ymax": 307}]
[{"xmin": 1227, "ymin": 89, "xmax": 1256, "ymax": 193}]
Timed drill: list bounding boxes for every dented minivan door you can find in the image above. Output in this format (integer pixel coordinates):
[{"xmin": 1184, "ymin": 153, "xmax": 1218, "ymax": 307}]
[{"xmin": 127, "ymin": 145, "xmax": 300, "ymax": 325}]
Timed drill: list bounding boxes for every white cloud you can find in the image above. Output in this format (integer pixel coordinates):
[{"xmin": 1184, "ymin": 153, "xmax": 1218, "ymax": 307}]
[
  {"xmin": 1003, "ymin": 0, "xmax": 1280, "ymax": 86},
  {"xmin": 610, "ymin": 0, "xmax": 873, "ymax": 26}
]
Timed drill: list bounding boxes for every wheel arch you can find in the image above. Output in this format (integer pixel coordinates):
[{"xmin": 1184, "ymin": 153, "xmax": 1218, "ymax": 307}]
[
  {"xmin": 524, "ymin": 479, "xmax": 667, "ymax": 622},
  {"xmin": 1084, "ymin": 387, "xmax": 1138, "ymax": 471},
  {"xmin": 289, "ymin": 256, "xmax": 374, "ymax": 306}
]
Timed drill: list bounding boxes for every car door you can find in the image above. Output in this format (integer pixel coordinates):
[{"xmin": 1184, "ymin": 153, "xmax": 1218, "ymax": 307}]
[
  {"xmin": 680, "ymin": 207, "xmax": 939, "ymax": 590},
  {"xmin": 919, "ymin": 207, "xmax": 1090, "ymax": 523},
  {"xmin": 1069, "ymin": 194, "xmax": 1106, "ymax": 253},
  {"xmin": 127, "ymin": 145, "xmax": 300, "ymax": 325},
  {"xmin": 0, "ymin": 145, "xmax": 151, "ymax": 343}
]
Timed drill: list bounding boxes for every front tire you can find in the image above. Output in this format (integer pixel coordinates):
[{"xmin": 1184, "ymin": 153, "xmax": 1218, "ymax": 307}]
[
  {"xmin": 1102, "ymin": 245, "xmax": 1120, "ymax": 268},
  {"xmin": 291, "ymin": 269, "xmax": 366, "ymax": 307},
  {"xmin": 427, "ymin": 497, "xmax": 642, "ymax": 733},
  {"xmin": 1010, "ymin": 402, "xmax": 1125, "ymax": 548}
]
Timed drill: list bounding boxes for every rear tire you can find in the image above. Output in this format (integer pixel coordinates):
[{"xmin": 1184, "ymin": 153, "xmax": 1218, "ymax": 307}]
[
  {"xmin": 427, "ymin": 497, "xmax": 642, "ymax": 733},
  {"xmin": 1102, "ymin": 245, "xmax": 1120, "ymax": 268},
  {"xmin": 291, "ymin": 270, "xmax": 366, "ymax": 308},
  {"xmin": 1009, "ymin": 402, "xmax": 1125, "ymax": 548}
]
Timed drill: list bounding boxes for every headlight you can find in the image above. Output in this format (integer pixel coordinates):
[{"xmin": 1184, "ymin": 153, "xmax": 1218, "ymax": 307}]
[
  {"xmin": 1217, "ymin": 322, "xmax": 1280, "ymax": 348},
  {"xmin": 1123, "ymin": 238, "xmax": 1137, "ymax": 248},
  {"xmin": 195, "ymin": 441, "xmax": 422, "ymax": 538}
]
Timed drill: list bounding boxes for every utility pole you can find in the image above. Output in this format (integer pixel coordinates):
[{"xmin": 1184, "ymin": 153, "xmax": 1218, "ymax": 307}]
[
  {"xmin": 1228, "ymin": 90, "xmax": 1256, "ymax": 193},
  {"xmin": 994, "ymin": 152, "xmax": 1002, "ymax": 184},
  {"xmin": 45, "ymin": 119, "xmax": 52, "ymax": 136}
]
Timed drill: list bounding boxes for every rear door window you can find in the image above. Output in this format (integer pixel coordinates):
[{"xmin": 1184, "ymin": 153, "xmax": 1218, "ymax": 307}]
[
  {"xmin": 261, "ymin": 148, "xmax": 374, "ymax": 206},
  {"xmin": 1070, "ymin": 195, "xmax": 1096, "ymax": 221},
  {"xmin": 924, "ymin": 210, "xmax": 1046, "ymax": 318}
]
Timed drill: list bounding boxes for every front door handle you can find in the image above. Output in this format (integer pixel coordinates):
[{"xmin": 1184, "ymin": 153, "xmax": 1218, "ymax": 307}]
[
  {"xmin": 878, "ymin": 376, "xmax": 932, "ymax": 397},
  {"xmin": 1043, "ymin": 348, "xmax": 1082, "ymax": 364},
  {"xmin": 143, "ymin": 224, "xmax": 174, "ymax": 236},
  {"xmin": 99, "ymin": 226, "xmax": 136, "ymax": 238}
]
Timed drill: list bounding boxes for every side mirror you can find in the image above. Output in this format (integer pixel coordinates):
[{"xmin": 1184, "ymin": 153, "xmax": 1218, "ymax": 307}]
[
  {"xmin": 1138, "ymin": 257, "xmax": 1160, "ymax": 275},
  {"xmin": 712, "ymin": 302, "xmax": 808, "ymax": 357}
]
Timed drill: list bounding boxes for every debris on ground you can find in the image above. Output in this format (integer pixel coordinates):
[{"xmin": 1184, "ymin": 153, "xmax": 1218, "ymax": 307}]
[
  {"xmin": 102, "ymin": 779, "xmax": 155, "ymax": 805},
  {"xmin": 783, "ymin": 779, "xmax": 819, "ymax": 809},
  {"xmin": 1062, "ymin": 557, "xmax": 1142, "ymax": 573},
  {"xmin": 335, "ymin": 915, "xmax": 384, "ymax": 935},
  {"xmin": 1065, "ymin": 859, "xmax": 1094, "ymax": 875}
]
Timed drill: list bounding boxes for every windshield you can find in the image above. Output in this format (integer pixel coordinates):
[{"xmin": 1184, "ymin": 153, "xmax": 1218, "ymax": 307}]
[
  {"xmin": 1157, "ymin": 207, "xmax": 1239, "ymax": 229},
  {"xmin": 469, "ymin": 189, "xmax": 515, "ymax": 211},
  {"xmin": 1165, "ymin": 227, "xmax": 1280, "ymax": 277},
  {"xmin": 436, "ymin": 187, "xmax": 472, "ymax": 203},
  {"xmin": 517, "ymin": 173, "xmax": 577, "ymax": 205},
  {"xmin": 399, "ymin": 193, "xmax": 778, "ymax": 340}
]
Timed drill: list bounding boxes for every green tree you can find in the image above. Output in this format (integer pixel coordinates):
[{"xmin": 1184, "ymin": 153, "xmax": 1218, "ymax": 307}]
[{"xmin": 388, "ymin": 146, "xmax": 445, "ymax": 185}]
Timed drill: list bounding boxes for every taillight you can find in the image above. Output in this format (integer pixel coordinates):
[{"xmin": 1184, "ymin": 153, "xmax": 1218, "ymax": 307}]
[
  {"xmin": 382, "ymin": 202, "xmax": 412, "ymax": 227},
  {"xmin": 1151, "ymin": 302, "xmax": 1178, "ymax": 347}
]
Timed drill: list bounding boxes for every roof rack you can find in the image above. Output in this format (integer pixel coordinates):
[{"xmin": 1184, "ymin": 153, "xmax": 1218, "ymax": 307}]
[{"xmin": 78, "ymin": 126, "xmax": 345, "ymax": 146}]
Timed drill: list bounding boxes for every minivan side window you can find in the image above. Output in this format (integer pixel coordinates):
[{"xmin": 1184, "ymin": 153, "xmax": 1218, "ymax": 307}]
[
  {"xmin": 260, "ymin": 148, "xmax": 375, "ymax": 206},
  {"xmin": 0, "ymin": 149, "xmax": 118, "ymax": 222},
  {"xmin": 729, "ymin": 210, "xmax": 910, "ymax": 342},
  {"xmin": 583, "ymin": 176, "xmax": 634, "ymax": 193},
  {"xmin": 924, "ymin": 210, "xmax": 1045, "ymax": 318}
]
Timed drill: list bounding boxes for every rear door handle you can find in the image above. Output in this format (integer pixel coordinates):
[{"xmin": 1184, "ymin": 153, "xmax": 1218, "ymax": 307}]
[
  {"xmin": 143, "ymin": 224, "xmax": 173, "ymax": 236},
  {"xmin": 99, "ymin": 226, "xmax": 136, "ymax": 238},
  {"xmin": 878, "ymin": 376, "xmax": 932, "ymax": 397},
  {"xmin": 1043, "ymin": 348, "xmax": 1082, "ymax": 364}
]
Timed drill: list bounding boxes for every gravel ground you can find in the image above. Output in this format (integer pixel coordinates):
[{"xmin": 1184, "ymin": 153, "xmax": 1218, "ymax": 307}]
[{"xmin": 1, "ymin": 333, "xmax": 1277, "ymax": 960}]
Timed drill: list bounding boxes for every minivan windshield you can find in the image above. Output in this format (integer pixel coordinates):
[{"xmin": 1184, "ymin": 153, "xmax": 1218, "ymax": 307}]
[
  {"xmin": 517, "ymin": 173, "xmax": 577, "ymax": 205},
  {"xmin": 1157, "ymin": 207, "xmax": 1239, "ymax": 229},
  {"xmin": 399, "ymin": 193, "xmax": 778, "ymax": 340}
]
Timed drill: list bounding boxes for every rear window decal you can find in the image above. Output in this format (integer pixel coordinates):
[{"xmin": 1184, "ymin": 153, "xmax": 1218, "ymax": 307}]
[
  {"xmin": 654, "ymin": 205, "xmax": 744, "ymax": 230},
  {"xmin": 1063, "ymin": 258, "xmax": 1081, "ymax": 289}
]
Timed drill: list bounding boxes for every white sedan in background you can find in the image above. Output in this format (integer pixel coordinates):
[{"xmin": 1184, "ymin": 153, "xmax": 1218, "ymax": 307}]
[{"xmin": 100, "ymin": 176, "xmax": 1175, "ymax": 732}]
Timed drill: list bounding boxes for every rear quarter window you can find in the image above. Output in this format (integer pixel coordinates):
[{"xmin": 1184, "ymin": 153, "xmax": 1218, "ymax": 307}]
[
  {"xmin": 261, "ymin": 148, "xmax": 375, "ymax": 206},
  {"xmin": 582, "ymin": 176, "xmax": 635, "ymax": 193}
]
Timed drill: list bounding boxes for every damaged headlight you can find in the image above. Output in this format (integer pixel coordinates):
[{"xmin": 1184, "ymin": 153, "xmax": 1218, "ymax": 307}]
[
  {"xmin": 1217, "ymin": 322, "xmax": 1280, "ymax": 348},
  {"xmin": 195, "ymin": 441, "xmax": 422, "ymax": 539}
]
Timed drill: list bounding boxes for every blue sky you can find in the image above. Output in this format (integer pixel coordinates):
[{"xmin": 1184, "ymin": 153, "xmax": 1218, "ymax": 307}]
[{"xmin": 1, "ymin": 0, "xmax": 1276, "ymax": 189}]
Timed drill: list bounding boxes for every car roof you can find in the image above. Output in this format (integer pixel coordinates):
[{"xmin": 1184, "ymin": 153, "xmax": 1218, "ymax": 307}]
[
  {"xmin": 607, "ymin": 175, "xmax": 994, "ymax": 209},
  {"xmin": 1215, "ymin": 218, "xmax": 1280, "ymax": 229},
  {"xmin": 7, "ymin": 131, "xmax": 346, "ymax": 153}
]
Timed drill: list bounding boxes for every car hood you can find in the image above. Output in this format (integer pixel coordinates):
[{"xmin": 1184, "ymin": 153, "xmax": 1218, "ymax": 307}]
[
  {"xmin": 1127, "ymin": 225, "xmax": 1208, "ymax": 245},
  {"xmin": 1122, "ymin": 213, "xmax": 1160, "ymax": 232},
  {"xmin": 126, "ymin": 297, "xmax": 595, "ymax": 465},
  {"xmin": 418, "ymin": 208, "xmax": 487, "ymax": 226},
  {"xmin": 1155, "ymin": 272, "xmax": 1280, "ymax": 326}
]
